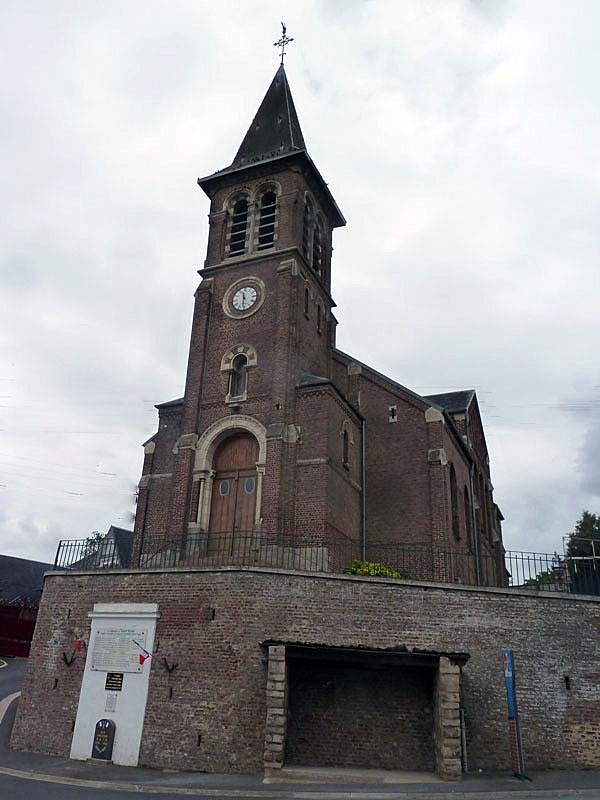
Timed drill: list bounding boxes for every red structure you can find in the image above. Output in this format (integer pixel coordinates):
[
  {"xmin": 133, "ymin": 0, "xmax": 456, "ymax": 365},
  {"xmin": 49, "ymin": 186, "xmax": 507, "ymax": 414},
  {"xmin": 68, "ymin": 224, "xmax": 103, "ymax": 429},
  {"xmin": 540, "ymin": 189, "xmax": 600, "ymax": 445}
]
[{"xmin": 0, "ymin": 604, "xmax": 37, "ymax": 657}]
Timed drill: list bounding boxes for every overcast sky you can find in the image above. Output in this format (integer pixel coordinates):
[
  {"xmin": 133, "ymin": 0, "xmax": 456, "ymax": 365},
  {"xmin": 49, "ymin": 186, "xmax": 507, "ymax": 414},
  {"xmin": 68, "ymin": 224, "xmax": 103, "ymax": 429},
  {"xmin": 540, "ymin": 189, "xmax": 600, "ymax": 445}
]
[{"xmin": 1, "ymin": 0, "xmax": 599, "ymax": 564}]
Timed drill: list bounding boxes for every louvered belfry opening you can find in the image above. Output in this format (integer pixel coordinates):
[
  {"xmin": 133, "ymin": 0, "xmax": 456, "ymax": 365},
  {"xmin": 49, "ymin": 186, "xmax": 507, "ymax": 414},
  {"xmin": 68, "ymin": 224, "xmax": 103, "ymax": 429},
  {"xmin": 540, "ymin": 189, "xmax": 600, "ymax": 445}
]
[
  {"xmin": 302, "ymin": 197, "xmax": 314, "ymax": 262},
  {"xmin": 312, "ymin": 219, "xmax": 322, "ymax": 273},
  {"xmin": 229, "ymin": 197, "xmax": 249, "ymax": 255},
  {"xmin": 257, "ymin": 191, "xmax": 277, "ymax": 249}
]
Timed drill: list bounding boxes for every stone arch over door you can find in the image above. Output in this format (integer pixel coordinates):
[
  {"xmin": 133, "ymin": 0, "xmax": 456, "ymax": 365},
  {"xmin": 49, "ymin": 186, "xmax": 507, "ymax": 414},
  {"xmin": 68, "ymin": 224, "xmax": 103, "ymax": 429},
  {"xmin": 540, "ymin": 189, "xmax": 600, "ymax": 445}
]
[{"xmin": 190, "ymin": 415, "xmax": 267, "ymax": 541}]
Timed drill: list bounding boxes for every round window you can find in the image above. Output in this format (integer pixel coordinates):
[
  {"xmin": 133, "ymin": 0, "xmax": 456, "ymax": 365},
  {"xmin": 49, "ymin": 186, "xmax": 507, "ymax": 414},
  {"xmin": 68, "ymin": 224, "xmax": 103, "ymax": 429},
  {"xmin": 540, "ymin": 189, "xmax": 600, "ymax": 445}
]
[
  {"xmin": 244, "ymin": 477, "xmax": 255, "ymax": 494},
  {"xmin": 219, "ymin": 480, "xmax": 230, "ymax": 496}
]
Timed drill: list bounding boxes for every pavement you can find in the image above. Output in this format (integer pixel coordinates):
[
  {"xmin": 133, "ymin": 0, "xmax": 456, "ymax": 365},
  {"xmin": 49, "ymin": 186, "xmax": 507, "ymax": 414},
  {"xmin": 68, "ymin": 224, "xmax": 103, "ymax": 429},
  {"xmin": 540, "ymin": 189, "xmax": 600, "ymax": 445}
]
[{"xmin": 1, "ymin": 674, "xmax": 600, "ymax": 798}]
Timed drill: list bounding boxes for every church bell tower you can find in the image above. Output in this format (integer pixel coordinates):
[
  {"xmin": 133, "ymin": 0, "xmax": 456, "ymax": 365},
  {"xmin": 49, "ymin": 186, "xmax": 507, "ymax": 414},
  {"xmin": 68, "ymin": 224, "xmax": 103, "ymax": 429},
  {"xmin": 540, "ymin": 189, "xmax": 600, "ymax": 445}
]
[{"xmin": 132, "ymin": 64, "xmax": 363, "ymax": 567}]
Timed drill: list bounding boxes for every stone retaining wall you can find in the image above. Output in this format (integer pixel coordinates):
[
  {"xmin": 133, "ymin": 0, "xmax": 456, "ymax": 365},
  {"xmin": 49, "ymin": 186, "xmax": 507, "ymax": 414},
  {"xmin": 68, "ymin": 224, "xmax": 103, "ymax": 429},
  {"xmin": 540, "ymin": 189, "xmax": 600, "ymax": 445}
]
[{"xmin": 11, "ymin": 567, "xmax": 600, "ymax": 775}]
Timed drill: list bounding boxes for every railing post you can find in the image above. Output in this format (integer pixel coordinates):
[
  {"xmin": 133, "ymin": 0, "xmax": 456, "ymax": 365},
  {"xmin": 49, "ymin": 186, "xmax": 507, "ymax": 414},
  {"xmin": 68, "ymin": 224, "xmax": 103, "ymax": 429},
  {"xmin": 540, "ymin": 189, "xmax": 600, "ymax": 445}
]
[{"xmin": 53, "ymin": 541, "xmax": 63, "ymax": 568}]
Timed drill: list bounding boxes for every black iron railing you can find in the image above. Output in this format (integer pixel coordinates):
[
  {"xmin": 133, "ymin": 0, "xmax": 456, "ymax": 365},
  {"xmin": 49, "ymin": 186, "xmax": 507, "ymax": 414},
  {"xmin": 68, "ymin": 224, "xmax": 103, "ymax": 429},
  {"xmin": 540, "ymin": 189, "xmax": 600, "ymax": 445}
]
[{"xmin": 52, "ymin": 534, "xmax": 600, "ymax": 595}]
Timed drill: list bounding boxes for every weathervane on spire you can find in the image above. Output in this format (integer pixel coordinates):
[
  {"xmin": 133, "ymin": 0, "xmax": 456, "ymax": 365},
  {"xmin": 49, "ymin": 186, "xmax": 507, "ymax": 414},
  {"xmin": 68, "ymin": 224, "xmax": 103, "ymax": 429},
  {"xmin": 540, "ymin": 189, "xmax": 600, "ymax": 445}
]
[{"xmin": 274, "ymin": 22, "xmax": 293, "ymax": 66}]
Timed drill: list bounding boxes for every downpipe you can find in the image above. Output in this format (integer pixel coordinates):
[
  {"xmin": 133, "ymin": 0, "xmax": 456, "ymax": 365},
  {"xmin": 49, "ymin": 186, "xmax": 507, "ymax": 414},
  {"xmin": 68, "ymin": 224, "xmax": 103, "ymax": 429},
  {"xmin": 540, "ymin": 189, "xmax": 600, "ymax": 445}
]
[{"xmin": 361, "ymin": 417, "xmax": 366, "ymax": 560}]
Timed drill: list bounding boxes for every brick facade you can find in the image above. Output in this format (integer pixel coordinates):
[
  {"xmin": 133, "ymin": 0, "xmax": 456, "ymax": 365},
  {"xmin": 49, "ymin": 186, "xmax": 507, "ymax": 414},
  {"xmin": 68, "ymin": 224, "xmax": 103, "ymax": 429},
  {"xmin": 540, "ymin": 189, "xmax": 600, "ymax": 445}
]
[
  {"xmin": 12, "ymin": 567, "xmax": 600, "ymax": 775},
  {"xmin": 128, "ymin": 65, "xmax": 505, "ymax": 587}
]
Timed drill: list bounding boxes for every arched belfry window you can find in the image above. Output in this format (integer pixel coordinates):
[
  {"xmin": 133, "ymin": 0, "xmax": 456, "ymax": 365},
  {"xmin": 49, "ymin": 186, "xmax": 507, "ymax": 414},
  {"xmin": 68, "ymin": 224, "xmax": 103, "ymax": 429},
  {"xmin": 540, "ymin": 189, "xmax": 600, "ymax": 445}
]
[
  {"xmin": 312, "ymin": 218, "xmax": 323, "ymax": 273},
  {"xmin": 257, "ymin": 191, "xmax": 277, "ymax": 250},
  {"xmin": 229, "ymin": 196, "xmax": 249, "ymax": 256},
  {"xmin": 302, "ymin": 196, "xmax": 314, "ymax": 263},
  {"xmin": 302, "ymin": 195, "xmax": 326, "ymax": 277},
  {"xmin": 225, "ymin": 186, "xmax": 279, "ymax": 259}
]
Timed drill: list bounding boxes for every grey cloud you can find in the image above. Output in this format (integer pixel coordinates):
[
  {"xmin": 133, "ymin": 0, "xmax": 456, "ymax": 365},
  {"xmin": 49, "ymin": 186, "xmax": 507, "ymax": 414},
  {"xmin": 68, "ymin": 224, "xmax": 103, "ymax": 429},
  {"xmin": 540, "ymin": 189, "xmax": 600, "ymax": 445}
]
[
  {"xmin": 578, "ymin": 423, "xmax": 600, "ymax": 497},
  {"xmin": 573, "ymin": 392, "xmax": 600, "ymax": 497}
]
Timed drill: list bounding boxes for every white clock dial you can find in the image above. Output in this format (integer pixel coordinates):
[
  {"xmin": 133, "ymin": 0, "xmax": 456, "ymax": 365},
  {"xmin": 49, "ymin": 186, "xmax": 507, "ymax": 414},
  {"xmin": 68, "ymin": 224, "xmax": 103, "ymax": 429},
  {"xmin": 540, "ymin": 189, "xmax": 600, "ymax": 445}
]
[
  {"xmin": 232, "ymin": 286, "xmax": 258, "ymax": 311},
  {"xmin": 223, "ymin": 277, "xmax": 265, "ymax": 319}
]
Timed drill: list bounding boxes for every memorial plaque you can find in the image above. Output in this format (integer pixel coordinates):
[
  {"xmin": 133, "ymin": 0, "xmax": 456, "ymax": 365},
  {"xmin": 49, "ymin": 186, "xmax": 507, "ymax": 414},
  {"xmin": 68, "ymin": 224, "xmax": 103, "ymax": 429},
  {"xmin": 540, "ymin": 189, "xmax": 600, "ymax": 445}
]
[
  {"xmin": 91, "ymin": 718, "xmax": 116, "ymax": 761},
  {"xmin": 105, "ymin": 672, "xmax": 124, "ymax": 691},
  {"xmin": 90, "ymin": 627, "xmax": 147, "ymax": 673}
]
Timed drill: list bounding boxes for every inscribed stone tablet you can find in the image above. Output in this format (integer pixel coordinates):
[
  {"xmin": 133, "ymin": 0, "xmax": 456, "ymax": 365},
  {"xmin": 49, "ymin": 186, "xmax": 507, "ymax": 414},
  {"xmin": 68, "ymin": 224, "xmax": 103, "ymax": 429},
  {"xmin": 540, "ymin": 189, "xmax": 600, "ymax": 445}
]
[{"xmin": 90, "ymin": 628, "xmax": 147, "ymax": 673}]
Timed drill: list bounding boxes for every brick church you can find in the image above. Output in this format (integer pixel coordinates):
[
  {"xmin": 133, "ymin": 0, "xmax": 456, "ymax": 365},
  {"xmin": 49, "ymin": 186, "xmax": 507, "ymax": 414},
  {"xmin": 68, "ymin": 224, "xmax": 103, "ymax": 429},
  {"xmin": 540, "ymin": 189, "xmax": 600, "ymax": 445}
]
[
  {"xmin": 132, "ymin": 64, "xmax": 505, "ymax": 586},
  {"xmin": 12, "ymin": 63, "xmax": 600, "ymax": 782}
]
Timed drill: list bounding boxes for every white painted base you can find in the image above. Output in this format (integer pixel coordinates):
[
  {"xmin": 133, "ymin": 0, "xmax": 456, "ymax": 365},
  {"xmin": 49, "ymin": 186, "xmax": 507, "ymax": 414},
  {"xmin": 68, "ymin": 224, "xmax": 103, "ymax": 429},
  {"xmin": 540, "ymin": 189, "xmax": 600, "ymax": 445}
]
[{"xmin": 70, "ymin": 602, "xmax": 159, "ymax": 766}]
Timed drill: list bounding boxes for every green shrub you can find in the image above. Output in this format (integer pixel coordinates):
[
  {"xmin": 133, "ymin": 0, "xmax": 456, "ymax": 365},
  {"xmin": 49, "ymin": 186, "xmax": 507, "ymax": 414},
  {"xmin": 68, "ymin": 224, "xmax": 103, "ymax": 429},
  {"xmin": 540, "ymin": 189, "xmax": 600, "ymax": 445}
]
[{"xmin": 343, "ymin": 559, "xmax": 408, "ymax": 579}]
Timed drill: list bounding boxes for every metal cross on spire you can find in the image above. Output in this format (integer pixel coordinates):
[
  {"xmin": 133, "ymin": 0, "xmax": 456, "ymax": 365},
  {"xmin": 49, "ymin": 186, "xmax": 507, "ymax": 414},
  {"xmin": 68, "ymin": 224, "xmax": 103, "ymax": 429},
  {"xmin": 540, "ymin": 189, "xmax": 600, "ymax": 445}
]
[{"xmin": 274, "ymin": 22, "xmax": 293, "ymax": 66}]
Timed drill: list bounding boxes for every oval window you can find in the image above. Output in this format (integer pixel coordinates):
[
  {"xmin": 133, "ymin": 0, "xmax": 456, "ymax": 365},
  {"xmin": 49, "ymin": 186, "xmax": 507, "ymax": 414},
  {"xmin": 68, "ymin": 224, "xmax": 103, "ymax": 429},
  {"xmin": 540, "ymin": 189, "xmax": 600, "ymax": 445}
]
[
  {"xmin": 219, "ymin": 480, "xmax": 230, "ymax": 496},
  {"xmin": 244, "ymin": 477, "xmax": 255, "ymax": 494}
]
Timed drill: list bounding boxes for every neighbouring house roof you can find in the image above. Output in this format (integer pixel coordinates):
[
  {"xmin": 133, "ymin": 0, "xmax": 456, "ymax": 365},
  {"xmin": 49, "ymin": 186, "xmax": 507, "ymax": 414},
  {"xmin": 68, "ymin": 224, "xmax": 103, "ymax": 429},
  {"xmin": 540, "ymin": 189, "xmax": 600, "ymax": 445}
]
[
  {"xmin": 109, "ymin": 526, "xmax": 134, "ymax": 568},
  {"xmin": 67, "ymin": 526, "xmax": 134, "ymax": 571},
  {"xmin": 423, "ymin": 390, "xmax": 476, "ymax": 414},
  {"xmin": 0, "ymin": 554, "xmax": 54, "ymax": 606}
]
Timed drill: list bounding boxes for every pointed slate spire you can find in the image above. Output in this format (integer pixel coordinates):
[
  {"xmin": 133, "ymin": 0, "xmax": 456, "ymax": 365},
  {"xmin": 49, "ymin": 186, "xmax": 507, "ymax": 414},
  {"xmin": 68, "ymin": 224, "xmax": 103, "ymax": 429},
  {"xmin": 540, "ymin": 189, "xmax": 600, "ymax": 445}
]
[
  {"xmin": 198, "ymin": 66, "xmax": 345, "ymax": 229},
  {"xmin": 231, "ymin": 65, "xmax": 306, "ymax": 169}
]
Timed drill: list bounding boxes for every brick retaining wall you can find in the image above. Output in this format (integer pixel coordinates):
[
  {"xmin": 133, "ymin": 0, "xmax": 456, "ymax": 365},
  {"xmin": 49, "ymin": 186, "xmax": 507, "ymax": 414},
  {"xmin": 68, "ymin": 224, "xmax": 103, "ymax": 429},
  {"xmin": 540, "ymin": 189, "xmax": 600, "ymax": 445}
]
[{"xmin": 11, "ymin": 567, "xmax": 600, "ymax": 774}]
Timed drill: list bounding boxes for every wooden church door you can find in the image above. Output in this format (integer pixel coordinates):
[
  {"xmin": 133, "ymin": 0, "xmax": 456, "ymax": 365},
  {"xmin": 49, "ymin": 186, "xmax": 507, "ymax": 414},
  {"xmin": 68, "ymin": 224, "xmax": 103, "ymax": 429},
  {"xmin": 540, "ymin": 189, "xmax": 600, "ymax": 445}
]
[{"xmin": 207, "ymin": 433, "xmax": 259, "ymax": 557}]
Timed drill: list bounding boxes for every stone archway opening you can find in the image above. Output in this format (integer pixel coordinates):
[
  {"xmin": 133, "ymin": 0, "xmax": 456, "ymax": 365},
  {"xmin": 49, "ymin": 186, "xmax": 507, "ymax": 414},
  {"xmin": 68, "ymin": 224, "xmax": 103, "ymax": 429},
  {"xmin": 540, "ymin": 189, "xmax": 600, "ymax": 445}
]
[
  {"xmin": 262, "ymin": 643, "xmax": 468, "ymax": 782},
  {"xmin": 287, "ymin": 658, "xmax": 436, "ymax": 771}
]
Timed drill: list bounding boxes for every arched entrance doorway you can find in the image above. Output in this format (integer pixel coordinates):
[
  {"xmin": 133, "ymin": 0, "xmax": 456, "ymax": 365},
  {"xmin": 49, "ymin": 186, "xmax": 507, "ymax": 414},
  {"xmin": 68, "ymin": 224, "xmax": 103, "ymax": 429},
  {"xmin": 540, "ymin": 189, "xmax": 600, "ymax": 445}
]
[{"xmin": 208, "ymin": 433, "xmax": 259, "ymax": 558}]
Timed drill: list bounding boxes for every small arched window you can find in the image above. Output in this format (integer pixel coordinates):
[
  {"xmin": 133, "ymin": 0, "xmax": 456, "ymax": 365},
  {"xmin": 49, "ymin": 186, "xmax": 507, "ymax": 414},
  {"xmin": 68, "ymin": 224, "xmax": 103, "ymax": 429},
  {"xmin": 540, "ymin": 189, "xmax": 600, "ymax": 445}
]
[
  {"xmin": 342, "ymin": 429, "xmax": 349, "ymax": 469},
  {"xmin": 479, "ymin": 474, "xmax": 488, "ymax": 540},
  {"xmin": 450, "ymin": 464, "xmax": 460, "ymax": 539},
  {"xmin": 229, "ymin": 197, "xmax": 249, "ymax": 256},
  {"xmin": 257, "ymin": 191, "xmax": 277, "ymax": 250},
  {"xmin": 304, "ymin": 285, "xmax": 309, "ymax": 317},
  {"xmin": 485, "ymin": 484, "xmax": 493, "ymax": 541},
  {"xmin": 228, "ymin": 354, "xmax": 248, "ymax": 398}
]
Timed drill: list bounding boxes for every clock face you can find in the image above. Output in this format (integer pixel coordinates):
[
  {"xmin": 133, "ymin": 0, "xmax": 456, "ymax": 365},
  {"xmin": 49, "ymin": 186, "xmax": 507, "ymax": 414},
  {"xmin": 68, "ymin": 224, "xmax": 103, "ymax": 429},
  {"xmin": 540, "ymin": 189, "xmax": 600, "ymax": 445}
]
[
  {"xmin": 232, "ymin": 286, "xmax": 257, "ymax": 311},
  {"xmin": 223, "ymin": 276, "xmax": 265, "ymax": 319}
]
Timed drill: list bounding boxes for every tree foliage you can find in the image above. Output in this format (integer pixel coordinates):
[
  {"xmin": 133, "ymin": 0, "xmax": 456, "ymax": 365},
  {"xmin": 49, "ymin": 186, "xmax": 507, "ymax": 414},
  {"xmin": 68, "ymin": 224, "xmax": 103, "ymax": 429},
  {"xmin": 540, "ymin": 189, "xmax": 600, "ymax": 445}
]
[
  {"xmin": 83, "ymin": 531, "xmax": 104, "ymax": 557},
  {"xmin": 566, "ymin": 511, "xmax": 600, "ymax": 558},
  {"xmin": 524, "ymin": 569, "xmax": 557, "ymax": 587},
  {"xmin": 565, "ymin": 511, "xmax": 600, "ymax": 595}
]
